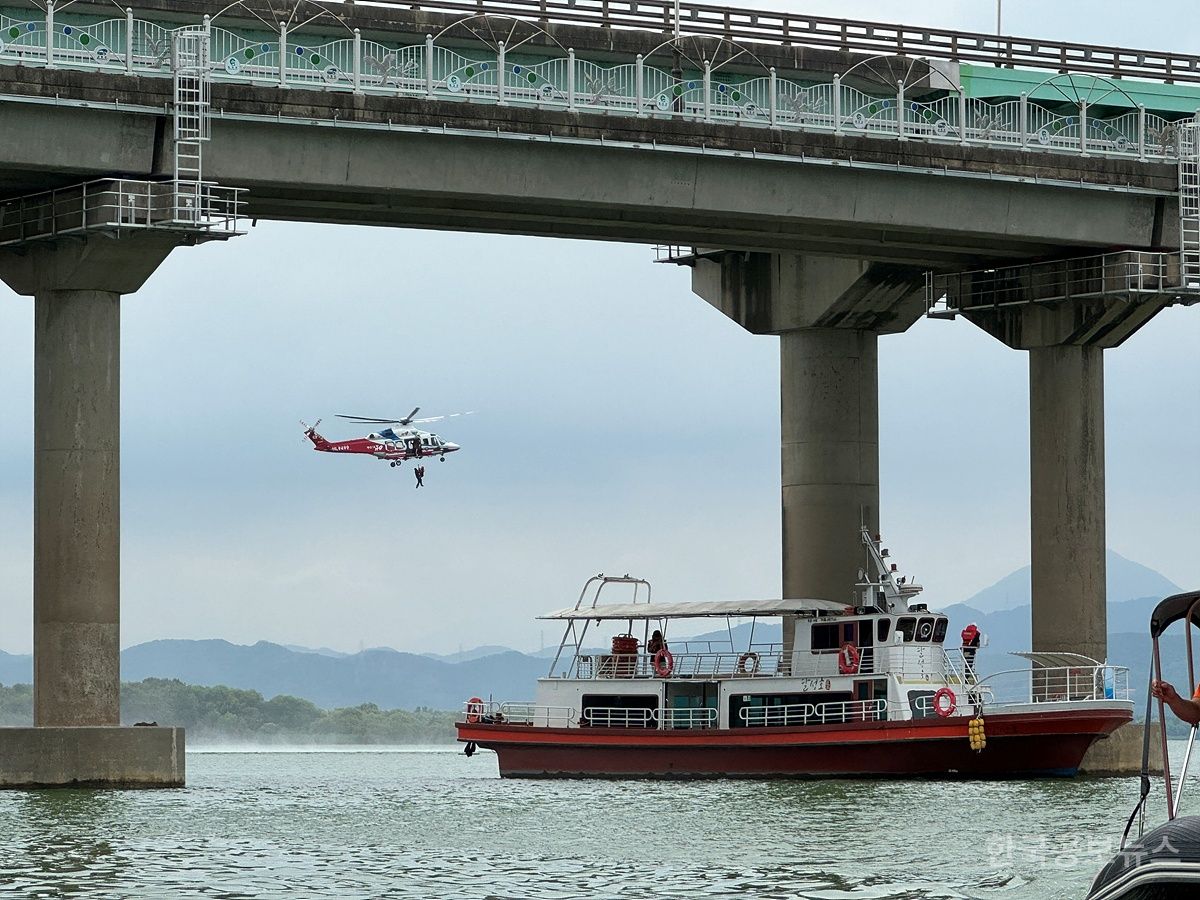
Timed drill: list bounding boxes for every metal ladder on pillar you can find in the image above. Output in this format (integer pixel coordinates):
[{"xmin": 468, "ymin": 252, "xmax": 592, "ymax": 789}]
[
  {"xmin": 1180, "ymin": 121, "xmax": 1200, "ymax": 290},
  {"xmin": 172, "ymin": 27, "xmax": 211, "ymax": 226}
]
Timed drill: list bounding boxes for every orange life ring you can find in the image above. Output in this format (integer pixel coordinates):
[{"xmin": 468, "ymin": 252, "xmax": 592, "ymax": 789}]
[
  {"xmin": 653, "ymin": 648, "xmax": 674, "ymax": 677},
  {"xmin": 736, "ymin": 652, "xmax": 760, "ymax": 675},
  {"xmin": 465, "ymin": 696, "xmax": 485, "ymax": 724},
  {"xmin": 838, "ymin": 642, "xmax": 861, "ymax": 675},
  {"xmin": 933, "ymin": 687, "xmax": 957, "ymax": 718}
]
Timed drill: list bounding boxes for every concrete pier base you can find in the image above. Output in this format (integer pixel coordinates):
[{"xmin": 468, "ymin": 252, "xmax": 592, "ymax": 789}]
[
  {"xmin": 1078, "ymin": 722, "xmax": 1163, "ymax": 777},
  {"xmin": 0, "ymin": 727, "xmax": 185, "ymax": 788}
]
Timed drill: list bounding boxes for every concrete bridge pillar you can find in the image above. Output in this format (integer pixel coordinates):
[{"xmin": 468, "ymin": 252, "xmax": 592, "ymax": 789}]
[
  {"xmin": 780, "ymin": 327, "xmax": 879, "ymax": 607},
  {"xmin": 963, "ymin": 281, "xmax": 1170, "ymax": 663},
  {"xmin": 690, "ymin": 252, "xmax": 925, "ymax": 651},
  {"xmin": 1029, "ymin": 345, "xmax": 1106, "ymax": 662},
  {"xmin": 0, "ymin": 233, "xmax": 186, "ymax": 787}
]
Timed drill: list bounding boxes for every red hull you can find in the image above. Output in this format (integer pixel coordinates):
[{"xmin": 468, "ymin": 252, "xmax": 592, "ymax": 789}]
[{"xmin": 457, "ymin": 707, "xmax": 1131, "ymax": 778}]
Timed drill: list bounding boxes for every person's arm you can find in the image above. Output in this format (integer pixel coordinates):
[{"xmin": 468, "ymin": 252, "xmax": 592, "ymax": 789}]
[{"xmin": 1152, "ymin": 680, "xmax": 1200, "ymax": 726}]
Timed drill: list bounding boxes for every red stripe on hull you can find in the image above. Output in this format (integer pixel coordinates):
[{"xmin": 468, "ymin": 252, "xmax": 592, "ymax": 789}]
[{"xmin": 457, "ymin": 708, "xmax": 1130, "ymax": 778}]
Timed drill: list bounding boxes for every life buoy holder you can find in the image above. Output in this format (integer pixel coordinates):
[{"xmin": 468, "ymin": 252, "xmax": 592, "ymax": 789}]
[
  {"xmin": 736, "ymin": 652, "xmax": 760, "ymax": 675},
  {"xmin": 933, "ymin": 687, "xmax": 957, "ymax": 718},
  {"xmin": 838, "ymin": 642, "xmax": 861, "ymax": 675},
  {"xmin": 653, "ymin": 648, "xmax": 674, "ymax": 678},
  {"xmin": 465, "ymin": 696, "xmax": 485, "ymax": 724}
]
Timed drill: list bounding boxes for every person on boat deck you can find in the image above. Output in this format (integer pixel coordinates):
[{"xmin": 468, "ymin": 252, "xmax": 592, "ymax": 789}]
[
  {"xmin": 1151, "ymin": 679, "xmax": 1200, "ymax": 726},
  {"xmin": 646, "ymin": 629, "xmax": 667, "ymax": 657},
  {"xmin": 961, "ymin": 624, "xmax": 982, "ymax": 683}
]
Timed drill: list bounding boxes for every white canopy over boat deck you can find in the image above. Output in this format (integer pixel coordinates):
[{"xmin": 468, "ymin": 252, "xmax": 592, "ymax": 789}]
[{"xmin": 538, "ymin": 598, "xmax": 848, "ymax": 621}]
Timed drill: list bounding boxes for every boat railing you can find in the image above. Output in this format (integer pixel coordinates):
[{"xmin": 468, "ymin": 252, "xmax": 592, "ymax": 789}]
[
  {"xmin": 657, "ymin": 707, "xmax": 719, "ymax": 729},
  {"xmin": 973, "ymin": 664, "xmax": 1132, "ymax": 705},
  {"xmin": 739, "ymin": 698, "xmax": 888, "ymax": 727},
  {"xmin": 569, "ymin": 647, "xmax": 879, "ymax": 680},
  {"xmin": 888, "ymin": 647, "xmax": 971, "ymax": 684},
  {"xmin": 463, "ymin": 700, "xmax": 578, "ymax": 728},
  {"xmin": 582, "ymin": 706, "xmax": 657, "ymax": 728},
  {"xmin": 497, "ymin": 702, "xmax": 578, "ymax": 728}
]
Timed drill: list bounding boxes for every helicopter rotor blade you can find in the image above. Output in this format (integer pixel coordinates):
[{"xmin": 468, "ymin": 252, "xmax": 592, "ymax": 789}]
[
  {"xmin": 411, "ymin": 411, "xmax": 476, "ymax": 424},
  {"xmin": 398, "ymin": 407, "xmax": 421, "ymax": 425},
  {"xmin": 337, "ymin": 414, "xmax": 401, "ymax": 424}
]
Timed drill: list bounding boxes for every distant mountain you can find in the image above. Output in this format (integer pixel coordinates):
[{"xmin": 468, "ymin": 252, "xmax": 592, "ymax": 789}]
[
  {"xmin": 960, "ymin": 550, "xmax": 1180, "ymax": 614},
  {"xmin": 422, "ymin": 645, "xmax": 516, "ymax": 663},
  {"xmin": 282, "ymin": 644, "xmax": 350, "ymax": 659},
  {"xmin": 0, "ymin": 650, "xmax": 30, "ymax": 686},
  {"xmin": 120, "ymin": 640, "xmax": 546, "ymax": 710}
]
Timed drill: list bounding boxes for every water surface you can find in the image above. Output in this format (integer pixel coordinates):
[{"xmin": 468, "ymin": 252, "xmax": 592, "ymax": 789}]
[{"xmin": 0, "ymin": 745, "xmax": 1186, "ymax": 898}]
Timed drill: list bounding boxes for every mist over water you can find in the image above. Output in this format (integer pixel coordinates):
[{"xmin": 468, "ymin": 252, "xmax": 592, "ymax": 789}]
[{"xmin": 0, "ymin": 747, "xmax": 1190, "ymax": 898}]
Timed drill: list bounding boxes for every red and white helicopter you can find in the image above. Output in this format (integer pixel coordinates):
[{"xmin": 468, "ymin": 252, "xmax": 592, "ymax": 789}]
[{"xmin": 302, "ymin": 409, "xmax": 469, "ymax": 467}]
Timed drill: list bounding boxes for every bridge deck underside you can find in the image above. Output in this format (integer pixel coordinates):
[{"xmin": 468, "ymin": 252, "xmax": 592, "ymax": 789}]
[{"xmin": 0, "ymin": 67, "xmax": 1176, "ymax": 266}]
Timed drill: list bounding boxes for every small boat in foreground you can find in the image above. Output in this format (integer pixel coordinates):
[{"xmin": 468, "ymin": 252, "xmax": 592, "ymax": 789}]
[
  {"xmin": 1086, "ymin": 590, "xmax": 1200, "ymax": 899},
  {"xmin": 458, "ymin": 531, "xmax": 1132, "ymax": 779}
]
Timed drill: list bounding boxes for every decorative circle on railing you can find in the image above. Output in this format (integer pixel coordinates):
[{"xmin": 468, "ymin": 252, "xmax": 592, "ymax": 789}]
[
  {"xmin": 225, "ymin": 56, "xmax": 242, "ymax": 75},
  {"xmin": 446, "ymin": 74, "xmax": 462, "ymax": 92},
  {"xmin": 322, "ymin": 65, "xmax": 340, "ymax": 84},
  {"xmin": 656, "ymin": 94, "xmax": 670, "ymax": 111},
  {"xmin": 63, "ymin": 25, "xmax": 73, "ymax": 36},
  {"xmin": 539, "ymin": 83, "xmax": 554, "ymax": 100},
  {"xmin": 93, "ymin": 46, "xmax": 110, "ymax": 62},
  {"xmin": 934, "ymin": 119, "xmax": 949, "ymax": 136},
  {"xmin": 1037, "ymin": 127, "xmax": 1051, "ymax": 145},
  {"xmin": 853, "ymin": 111, "xmax": 867, "ymax": 129},
  {"xmin": 512, "ymin": 64, "xmax": 522, "ymax": 74}
]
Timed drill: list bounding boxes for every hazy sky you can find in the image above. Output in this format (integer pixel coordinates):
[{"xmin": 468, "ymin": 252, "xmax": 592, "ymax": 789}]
[{"xmin": 1, "ymin": 0, "xmax": 1199, "ymax": 655}]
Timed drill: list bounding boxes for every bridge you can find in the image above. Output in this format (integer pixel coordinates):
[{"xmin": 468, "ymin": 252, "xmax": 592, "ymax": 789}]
[{"xmin": 0, "ymin": 0, "xmax": 1197, "ymax": 785}]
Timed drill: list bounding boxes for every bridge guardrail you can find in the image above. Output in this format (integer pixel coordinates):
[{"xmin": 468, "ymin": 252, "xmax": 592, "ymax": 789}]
[
  {"xmin": 306, "ymin": 0, "xmax": 1200, "ymax": 87},
  {"xmin": 0, "ymin": 4, "xmax": 1195, "ymax": 165}
]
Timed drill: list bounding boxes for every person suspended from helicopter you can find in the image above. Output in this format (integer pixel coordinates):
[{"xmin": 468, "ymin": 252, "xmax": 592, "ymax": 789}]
[{"xmin": 414, "ymin": 465, "xmax": 425, "ymax": 489}]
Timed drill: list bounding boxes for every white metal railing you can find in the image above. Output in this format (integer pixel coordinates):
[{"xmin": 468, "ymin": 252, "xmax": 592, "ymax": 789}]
[
  {"xmin": 926, "ymin": 250, "xmax": 1200, "ymax": 318},
  {"xmin": 0, "ymin": 8, "xmax": 1195, "ymax": 167},
  {"xmin": 460, "ymin": 699, "xmax": 577, "ymax": 727},
  {"xmin": 582, "ymin": 706, "xmax": 656, "ymax": 728},
  {"xmin": 971, "ymin": 664, "xmax": 1132, "ymax": 706},
  {"xmin": 739, "ymin": 698, "xmax": 888, "ymax": 727},
  {"xmin": 569, "ymin": 647, "xmax": 880, "ymax": 680},
  {"xmin": 0, "ymin": 178, "xmax": 246, "ymax": 246},
  {"xmin": 657, "ymin": 707, "xmax": 718, "ymax": 729}
]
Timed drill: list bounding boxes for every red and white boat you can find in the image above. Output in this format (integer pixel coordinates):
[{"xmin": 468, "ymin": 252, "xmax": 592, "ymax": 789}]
[{"xmin": 457, "ymin": 531, "xmax": 1132, "ymax": 778}]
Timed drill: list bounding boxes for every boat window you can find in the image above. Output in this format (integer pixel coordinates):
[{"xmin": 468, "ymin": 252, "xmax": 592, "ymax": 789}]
[
  {"xmin": 933, "ymin": 618, "xmax": 948, "ymax": 643},
  {"xmin": 858, "ymin": 621, "xmax": 873, "ymax": 647},
  {"xmin": 877, "ymin": 619, "xmax": 891, "ymax": 643},
  {"xmin": 916, "ymin": 617, "xmax": 935, "ymax": 643},
  {"xmin": 896, "ymin": 617, "xmax": 916, "ymax": 642},
  {"xmin": 811, "ymin": 623, "xmax": 840, "ymax": 651},
  {"xmin": 841, "ymin": 622, "xmax": 857, "ymax": 645}
]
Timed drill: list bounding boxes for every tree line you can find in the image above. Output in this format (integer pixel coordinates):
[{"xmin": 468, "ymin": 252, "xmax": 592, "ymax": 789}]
[{"xmin": 0, "ymin": 678, "xmax": 459, "ymax": 744}]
